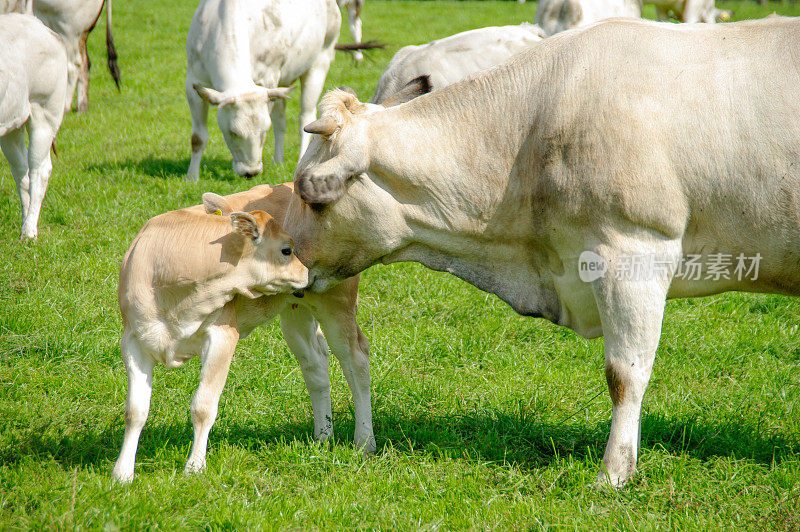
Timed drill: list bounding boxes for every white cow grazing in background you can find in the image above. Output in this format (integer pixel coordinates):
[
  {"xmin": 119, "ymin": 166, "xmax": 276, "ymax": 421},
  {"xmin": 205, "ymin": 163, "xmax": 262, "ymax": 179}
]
[
  {"xmin": 372, "ymin": 23, "xmax": 546, "ymax": 104},
  {"xmin": 113, "ymin": 183, "xmax": 373, "ymax": 482},
  {"xmin": 288, "ymin": 17, "xmax": 800, "ymax": 488},
  {"xmin": 535, "ymin": 0, "xmax": 642, "ymax": 35},
  {"xmin": 0, "ymin": 13, "xmax": 67, "ymax": 240},
  {"xmin": 1, "ymin": 0, "xmax": 120, "ymax": 113},
  {"xmin": 186, "ymin": 0, "xmax": 341, "ymax": 180},
  {"xmin": 337, "ymin": 0, "xmax": 365, "ymax": 63}
]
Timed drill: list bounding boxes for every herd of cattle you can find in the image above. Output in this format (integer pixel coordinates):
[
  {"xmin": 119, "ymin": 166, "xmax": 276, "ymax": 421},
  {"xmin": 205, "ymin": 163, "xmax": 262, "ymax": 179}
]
[{"xmin": 2, "ymin": 0, "xmax": 799, "ymax": 489}]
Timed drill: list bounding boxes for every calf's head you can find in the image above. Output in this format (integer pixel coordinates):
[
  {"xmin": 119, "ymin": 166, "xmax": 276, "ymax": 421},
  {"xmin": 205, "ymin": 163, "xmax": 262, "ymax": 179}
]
[
  {"xmin": 194, "ymin": 84, "xmax": 292, "ymax": 177},
  {"xmin": 286, "ymin": 77, "xmax": 431, "ymax": 290},
  {"xmin": 229, "ymin": 209, "xmax": 309, "ymax": 293}
]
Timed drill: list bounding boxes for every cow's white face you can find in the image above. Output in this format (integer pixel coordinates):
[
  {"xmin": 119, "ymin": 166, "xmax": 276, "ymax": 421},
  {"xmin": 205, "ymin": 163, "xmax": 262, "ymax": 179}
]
[
  {"xmin": 194, "ymin": 85, "xmax": 292, "ymax": 177},
  {"xmin": 286, "ymin": 78, "xmax": 432, "ymax": 291}
]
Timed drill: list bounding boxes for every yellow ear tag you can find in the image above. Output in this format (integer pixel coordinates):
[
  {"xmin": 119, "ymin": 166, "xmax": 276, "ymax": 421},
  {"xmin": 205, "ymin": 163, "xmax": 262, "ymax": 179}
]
[{"xmin": 212, "ymin": 209, "xmax": 223, "ymax": 216}]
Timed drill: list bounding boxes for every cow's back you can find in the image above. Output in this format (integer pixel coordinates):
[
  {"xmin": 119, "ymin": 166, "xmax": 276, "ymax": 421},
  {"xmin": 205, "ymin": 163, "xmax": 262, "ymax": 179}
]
[{"xmin": 527, "ymin": 18, "xmax": 800, "ymax": 294}]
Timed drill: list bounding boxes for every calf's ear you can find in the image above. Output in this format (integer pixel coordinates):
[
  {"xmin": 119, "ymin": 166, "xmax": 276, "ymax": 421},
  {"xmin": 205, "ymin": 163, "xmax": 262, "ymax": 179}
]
[
  {"xmin": 203, "ymin": 192, "xmax": 233, "ymax": 215},
  {"xmin": 230, "ymin": 212, "xmax": 261, "ymax": 241},
  {"xmin": 380, "ymin": 75, "xmax": 432, "ymax": 107}
]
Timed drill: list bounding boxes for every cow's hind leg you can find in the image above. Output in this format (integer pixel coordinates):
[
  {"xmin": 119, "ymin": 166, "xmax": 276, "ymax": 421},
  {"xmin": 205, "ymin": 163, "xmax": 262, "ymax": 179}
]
[
  {"xmin": 20, "ymin": 116, "xmax": 55, "ymax": 240},
  {"xmin": 591, "ymin": 245, "xmax": 675, "ymax": 488},
  {"xmin": 346, "ymin": 1, "xmax": 364, "ymax": 63},
  {"xmin": 76, "ymin": 31, "xmax": 91, "ymax": 113},
  {"xmin": 279, "ymin": 305, "xmax": 334, "ymax": 441},
  {"xmin": 0, "ymin": 127, "xmax": 31, "ymax": 233},
  {"xmin": 185, "ymin": 79, "xmax": 209, "ymax": 181},
  {"xmin": 112, "ymin": 331, "xmax": 155, "ymax": 483},
  {"xmin": 185, "ymin": 305, "xmax": 239, "ymax": 474}
]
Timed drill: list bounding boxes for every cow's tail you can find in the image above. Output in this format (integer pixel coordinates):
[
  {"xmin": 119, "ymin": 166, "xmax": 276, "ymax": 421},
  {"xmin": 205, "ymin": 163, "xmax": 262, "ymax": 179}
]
[
  {"xmin": 105, "ymin": 0, "xmax": 120, "ymax": 91},
  {"xmin": 334, "ymin": 41, "xmax": 385, "ymax": 52}
]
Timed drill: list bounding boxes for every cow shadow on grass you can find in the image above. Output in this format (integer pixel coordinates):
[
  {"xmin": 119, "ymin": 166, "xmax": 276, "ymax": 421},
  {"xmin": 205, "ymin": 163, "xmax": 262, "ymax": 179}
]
[
  {"xmin": 3, "ymin": 409, "xmax": 798, "ymax": 473},
  {"xmin": 88, "ymin": 156, "xmax": 236, "ymax": 182}
]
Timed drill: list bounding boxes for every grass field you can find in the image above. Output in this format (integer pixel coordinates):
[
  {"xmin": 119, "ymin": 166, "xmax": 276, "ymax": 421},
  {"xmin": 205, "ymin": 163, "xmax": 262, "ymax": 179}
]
[{"xmin": 3, "ymin": 0, "xmax": 800, "ymax": 529}]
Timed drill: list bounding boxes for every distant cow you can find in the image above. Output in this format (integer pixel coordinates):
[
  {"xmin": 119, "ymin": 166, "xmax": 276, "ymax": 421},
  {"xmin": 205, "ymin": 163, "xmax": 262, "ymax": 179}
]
[
  {"xmin": 372, "ymin": 24, "xmax": 545, "ymax": 104},
  {"xmin": 337, "ymin": 0, "xmax": 365, "ymax": 63},
  {"xmin": 287, "ymin": 17, "xmax": 800, "ymax": 488},
  {"xmin": 186, "ymin": 0, "xmax": 341, "ymax": 180},
  {"xmin": 112, "ymin": 183, "xmax": 373, "ymax": 483},
  {"xmin": 0, "ymin": 13, "xmax": 67, "ymax": 240},
  {"xmin": 2, "ymin": 0, "xmax": 120, "ymax": 112},
  {"xmin": 535, "ymin": 0, "xmax": 642, "ymax": 35},
  {"xmin": 647, "ymin": 0, "xmax": 725, "ymax": 23}
]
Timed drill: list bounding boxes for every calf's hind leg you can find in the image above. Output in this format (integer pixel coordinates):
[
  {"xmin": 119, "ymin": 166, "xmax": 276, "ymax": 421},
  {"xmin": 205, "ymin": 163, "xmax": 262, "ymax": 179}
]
[
  {"xmin": 112, "ymin": 331, "xmax": 155, "ymax": 483},
  {"xmin": 185, "ymin": 305, "xmax": 239, "ymax": 474}
]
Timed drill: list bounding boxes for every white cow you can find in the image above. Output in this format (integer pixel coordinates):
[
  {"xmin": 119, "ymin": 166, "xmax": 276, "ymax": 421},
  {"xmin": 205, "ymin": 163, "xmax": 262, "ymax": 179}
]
[
  {"xmin": 287, "ymin": 17, "xmax": 800, "ymax": 488},
  {"xmin": 535, "ymin": 0, "xmax": 642, "ymax": 35},
  {"xmin": 337, "ymin": 0, "xmax": 365, "ymax": 63},
  {"xmin": 186, "ymin": 0, "xmax": 341, "ymax": 181},
  {"xmin": 647, "ymin": 0, "xmax": 723, "ymax": 23},
  {"xmin": 0, "ymin": 14, "xmax": 67, "ymax": 240},
  {"xmin": 372, "ymin": 24, "xmax": 546, "ymax": 104},
  {"xmin": 112, "ymin": 183, "xmax": 374, "ymax": 483},
  {"xmin": 2, "ymin": 0, "xmax": 120, "ymax": 113}
]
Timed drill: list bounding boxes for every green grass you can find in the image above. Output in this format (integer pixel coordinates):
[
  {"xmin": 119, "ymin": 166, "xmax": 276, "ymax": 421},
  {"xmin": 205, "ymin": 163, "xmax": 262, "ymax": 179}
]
[{"xmin": 3, "ymin": 0, "xmax": 800, "ymax": 529}]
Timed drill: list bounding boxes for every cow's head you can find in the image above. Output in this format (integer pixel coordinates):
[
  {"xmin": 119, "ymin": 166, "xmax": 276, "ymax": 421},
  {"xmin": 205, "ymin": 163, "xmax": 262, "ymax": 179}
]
[
  {"xmin": 194, "ymin": 84, "xmax": 292, "ymax": 177},
  {"xmin": 228, "ymin": 209, "xmax": 308, "ymax": 293},
  {"xmin": 286, "ymin": 76, "xmax": 431, "ymax": 290}
]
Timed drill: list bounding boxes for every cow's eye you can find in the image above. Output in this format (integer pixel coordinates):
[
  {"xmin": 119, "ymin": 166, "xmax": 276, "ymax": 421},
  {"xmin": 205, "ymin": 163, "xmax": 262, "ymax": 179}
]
[{"xmin": 281, "ymin": 246, "xmax": 292, "ymax": 256}]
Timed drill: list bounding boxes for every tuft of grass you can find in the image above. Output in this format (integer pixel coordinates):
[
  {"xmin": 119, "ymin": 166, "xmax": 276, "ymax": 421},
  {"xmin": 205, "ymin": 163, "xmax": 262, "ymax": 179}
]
[{"xmin": 2, "ymin": 1, "xmax": 800, "ymax": 529}]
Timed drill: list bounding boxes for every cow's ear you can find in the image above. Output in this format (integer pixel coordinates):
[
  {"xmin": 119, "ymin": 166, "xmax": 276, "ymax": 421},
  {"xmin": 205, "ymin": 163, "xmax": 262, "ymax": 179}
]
[
  {"xmin": 295, "ymin": 156, "xmax": 356, "ymax": 206},
  {"xmin": 304, "ymin": 116, "xmax": 338, "ymax": 136},
  {"xmin": 230, "ymin": 211, "xmax": 261, "ymax": 241},
  {"xmin": 265, "ymin": 86, "xmax": 294, "ymax": 101},
  {"xmin": 380, "ymin": 75, "xmax": 432, "ymax": 107},
  {"xmin": 202, "ymin": 192, "xmax": 233, "ymax": 215},
  {"xmin": 193, "ymin": 84, "xmax": 225, "ymax": 106}
]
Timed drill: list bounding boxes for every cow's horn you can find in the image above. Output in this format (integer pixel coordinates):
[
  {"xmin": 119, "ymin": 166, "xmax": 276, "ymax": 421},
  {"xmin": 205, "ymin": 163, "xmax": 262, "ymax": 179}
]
[{"xmin": 304, "ymin": 117, "xmax": 338, "ymax": 136}]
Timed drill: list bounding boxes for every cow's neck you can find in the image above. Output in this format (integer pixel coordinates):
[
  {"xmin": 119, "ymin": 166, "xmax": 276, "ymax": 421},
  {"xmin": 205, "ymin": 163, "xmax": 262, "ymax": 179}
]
[
  {"xmin": 209, "ymin": 2, "xmax": 256, "ymax": 91},
  {"xmin": 365, "ymin": 62, "xmax": 561, "ymax": 320}
]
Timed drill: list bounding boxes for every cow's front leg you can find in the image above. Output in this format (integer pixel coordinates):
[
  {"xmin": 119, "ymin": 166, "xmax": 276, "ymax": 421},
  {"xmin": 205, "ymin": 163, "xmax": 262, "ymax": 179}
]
[
  {"xmin": 311, "ymin": 285, "xmax": 374, "ymax": 453},
  {"xmin": 185, "ymin": 307, "xmax": 239, "ymax": 474},
  {"xmin": 298, "ymin": 51, "xmax": 333, "ymax": 159},
  {"xmin": 279, "ymin": 305, "xmax": 334, "ymax": 441},
  {"xmin": 270, "ymin": 97, "xmax": 287, "ymax": 164},
  {"xmin": 0, "ymin": 127, "xmax": 31, "ymax": 231},
  {"xmin": 591, "ymin": 247, "xmax": 674, "ymax": 488},
  {"xmin": 112, "ymin": 331, "xmax": 155, "ymax": 483},
  {"xmin": 185, "ymin": 79, "xmax": 209, "ymax": 181}
]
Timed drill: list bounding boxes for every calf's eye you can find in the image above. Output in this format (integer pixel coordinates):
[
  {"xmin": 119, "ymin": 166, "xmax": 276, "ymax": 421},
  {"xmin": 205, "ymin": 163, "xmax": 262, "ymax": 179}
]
[{"xmin": 281, "ymin": 247, "xmax": 292, "ymax": 256}]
